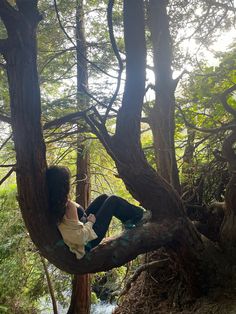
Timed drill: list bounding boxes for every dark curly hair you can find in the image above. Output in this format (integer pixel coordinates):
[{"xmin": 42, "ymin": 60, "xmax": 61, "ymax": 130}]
[{"xmin": 46, "ymin": 166, "xmax": 71, "ymax": 224}]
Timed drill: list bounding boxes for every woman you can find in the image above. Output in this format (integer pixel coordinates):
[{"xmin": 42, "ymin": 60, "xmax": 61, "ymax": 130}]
[{"xmin": 46, "ymin": 166, "xmax": 146, "ymax": 259}]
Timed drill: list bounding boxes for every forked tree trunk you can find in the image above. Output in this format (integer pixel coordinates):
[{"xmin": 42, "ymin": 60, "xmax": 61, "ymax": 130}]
[
  {"xmin": 2, "ymin": 4, "xmax": 236, "ymax": 312},
  {"xmin": 1, "ymin": 0, "xmax": 206, "ymax": 279}
]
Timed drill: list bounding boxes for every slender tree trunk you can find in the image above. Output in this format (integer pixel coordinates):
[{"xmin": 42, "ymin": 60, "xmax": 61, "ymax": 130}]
[
  {"xmin": 68, "ymin": 1, "xmax": 91, "ymax": 313},
  {"xmin": 68, "ymin": 146, "xmax": 91, "ymax": 314},
  {"xmin": 68, "ymin": 274, "xmax": 91, "ymax": 314},
  {"xmin": 41, "ymin": 256, "xmax": 58, "ymax": 314}
]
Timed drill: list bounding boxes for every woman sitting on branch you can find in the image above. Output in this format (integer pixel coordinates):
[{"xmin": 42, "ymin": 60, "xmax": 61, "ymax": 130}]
[{"xmin": 46, "ymin": 166, "xmax": 149, "ymax": 259}]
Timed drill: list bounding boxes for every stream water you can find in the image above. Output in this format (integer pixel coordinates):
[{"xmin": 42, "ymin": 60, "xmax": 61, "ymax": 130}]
[
  {"xmin": 91, "ymin": 302, "xmax": 116, "ymax": 314},
  {"xmin": 90, "ymin": 302, "xmax": 116, "ymax": 314},
  {"xmin": 40, "ymin": 300, "xmax": 116, "ymax": 313}
]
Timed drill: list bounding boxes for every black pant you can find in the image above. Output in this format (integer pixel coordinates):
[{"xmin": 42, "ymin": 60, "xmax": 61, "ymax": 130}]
[{"xmin": 84, "ymin": 195, "xmax": 143, "ymax": 249}]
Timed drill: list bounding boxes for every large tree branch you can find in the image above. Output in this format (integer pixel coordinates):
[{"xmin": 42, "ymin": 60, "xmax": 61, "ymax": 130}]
[
  {"xmin": 43, "ymin": 221, "xmax": 180, "ymax": 274},
  {"xmin": 0, "ymin": 0, "xmax": 21, "ymax": 37},
  {"xmin": 0, "ymin": 0, "xmax": 18, "ymax": 20}
]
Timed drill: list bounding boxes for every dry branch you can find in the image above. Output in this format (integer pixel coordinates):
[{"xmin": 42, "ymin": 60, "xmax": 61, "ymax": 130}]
[
  {"xmin": 120, "ymin": 259, "xmax": 169, "ymax": 297},
  {"xmin": 50, "ymin": 221, "xmax": 180, "ymax": 274}
]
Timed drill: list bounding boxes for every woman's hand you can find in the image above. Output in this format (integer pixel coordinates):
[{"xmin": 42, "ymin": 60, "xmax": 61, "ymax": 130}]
[{"xmin": 87, "ymin": 214, "xmax": 96, "ymax": 224}]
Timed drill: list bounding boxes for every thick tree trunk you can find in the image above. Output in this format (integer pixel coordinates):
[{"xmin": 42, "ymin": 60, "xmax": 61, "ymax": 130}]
[
  {"xmin": 148, "ymin": 0, "xmax": 181, "ymax": 193},
  {"xmin": 3, "ymin": 4, "xmax": 56, "ymax": 256},
  {"xmin": 220, "ymin": 132, "xmax": 236, "ymax": 255}
]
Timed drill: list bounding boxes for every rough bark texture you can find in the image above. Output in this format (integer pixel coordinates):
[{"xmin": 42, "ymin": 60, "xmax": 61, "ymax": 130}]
[
  {"xmin": 67, "ymin": 275, "xmax": 91, "ymax": 314},
  {"xmin": 148, "ymin": 0, "xmax": 181, "ymax": 193},
  {"xmin": 68, "ymin": 1, "xmax": 91, "ymax": 312},
  {"xmin": 220, "ymin": 131, "xmax": 236, "ymax": 255}
]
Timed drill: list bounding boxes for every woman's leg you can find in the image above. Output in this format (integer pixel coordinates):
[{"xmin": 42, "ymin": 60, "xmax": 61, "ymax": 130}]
[
  {"xmin": 87, "ymin": 195, "xmax": 144, "ymax": 249},
  {"xmin": 88, "ymin": 204, "xmax": 114, "ymax": 248},
  {"xmin": 107, "ymin": 195, "xmax": 144, "ymax": 224},
  {"xmin": 86, "ymin": 194, "xmax": 108, "ymax": 215}
]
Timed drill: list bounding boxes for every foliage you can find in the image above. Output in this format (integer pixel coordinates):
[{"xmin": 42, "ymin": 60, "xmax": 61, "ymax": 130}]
[{"xmin": 0, "ymin": 0, "xmax": 235, "ymax": 312}]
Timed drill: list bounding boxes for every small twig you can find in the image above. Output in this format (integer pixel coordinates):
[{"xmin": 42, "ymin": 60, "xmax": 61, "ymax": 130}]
[
  {"xmin": 0, "ymin": 134, "xmax": 12, "ymax": 150},
  {"xmin": 177, "ymin": 105, "xmax": 236, "ymax": 134},
  {"xmin": 81, "ymin": 85, "xmax": 118, "ymax": 114},
  {"xmin": 0, "ymin": 112, "xmax": 11, "ymax": 124},
  {"xmin": 0, "ymin": 164, "xmax": 15, "ymax": 168},
  {"xmin": 0, "ymin": 167, "xmax": 15, "ymax": 185}
]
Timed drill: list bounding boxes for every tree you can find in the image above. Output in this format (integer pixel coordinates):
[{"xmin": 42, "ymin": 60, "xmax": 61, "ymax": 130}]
[
  {"xmin": 1, "ymin": 0, "xmax": 236, "ymax": 313},
  {"xmin": 68, "ymin": 1, "xmax": 91, "ymax": 313}
]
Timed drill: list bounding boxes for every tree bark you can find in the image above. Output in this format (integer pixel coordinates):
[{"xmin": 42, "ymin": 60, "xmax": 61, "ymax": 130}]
[
  {"xmin": 68, "ymin": 1, "xmax": 91, "ymax": 313},
  {"xmin": 220, "ymin": 131, "xmax": 236, "ymax": 255},
  {"xmin": 2, "ymin": 2, "xmax": 56, "ymax": 255},
  {"xmin": 148, "ymin": 0, "xmax": 181, "ymax": 193}
]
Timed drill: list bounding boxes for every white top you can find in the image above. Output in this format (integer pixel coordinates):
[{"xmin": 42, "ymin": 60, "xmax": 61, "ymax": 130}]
[{"xmin": 58, "ymin": 216, "xmax": 98, "ymax": 259}]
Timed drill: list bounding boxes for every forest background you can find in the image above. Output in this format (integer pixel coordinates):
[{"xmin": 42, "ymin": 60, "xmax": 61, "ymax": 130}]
[{"xmin": 0, "ymin": 0, "xmax": 236, "ymax": 313}]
